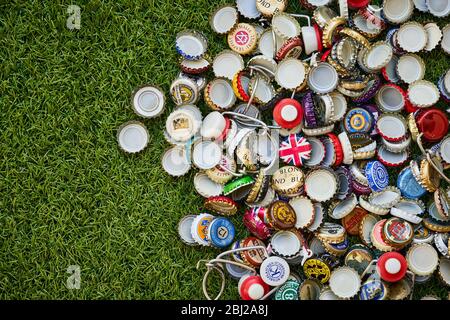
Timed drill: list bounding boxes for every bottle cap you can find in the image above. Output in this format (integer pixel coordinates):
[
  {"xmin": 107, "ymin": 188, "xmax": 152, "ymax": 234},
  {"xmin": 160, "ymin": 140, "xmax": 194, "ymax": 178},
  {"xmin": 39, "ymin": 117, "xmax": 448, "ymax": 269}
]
[
  {"xmin": 316, "ymin": 222, "xmax": 347, "ymax": 244},
  {"xmin": 308, "ymin": 203, "xmax": 325, "ymax": 232},
  {"xmin": 193, "ymin": 172, "xmax": 223, "ymax": 198},
  {"xmin": 247, "ymin": 55, "xmax": 278, "ymax": 80},
  {"xmin": 131, "ymin": 85, "xmax": 165, "ymax": 118},
  {"xmin": 271, "ymin": 166, "xmax": 305, "ymax": 197},
  {"xmin": 177, "ymin": 71, "xmax": 206, "ymax": 91},
  {"xmin": 192, "ymin": 140, "xmax": 222, "ymax": 170},
  {"xmin": 200, "ymin": 111, "xmax": 226, "ymax": 140},
  {"xmin": 207, "ymin": 217, "xmax": 235, "ymax": 248},
  {"xmin": 359, "ymin": 278, "xmax": 389, "ymax": 300},
  {"xmin": 274, "ymin": 280, "xmax": 300, "ymax": 300},
  {"xmin": 345, "ymin": 244, "xmax": 373, "ymax": 275},
  {"xmin": 275, "ymin": 37, "xmax": 303, "ymax": 61},
  {"xmin": 273, "ymin": 98, "xmax": 303, "ymax": 129},
  {"xmin": 344, "ymin": 107, "xmax": 373, "ymax": 134},
  {"xmin": 329, "ymin": 266, "xmax": 361, "ymax": 299},
  {"xmin": 396, "ymin": 166, "xmax": 427, "ymax": 199},
  {"xmin": 304, "ymin": 168, "xmax": 338, "ymax": 202},
  {"xmin": 359, "ymin": 213, "xmax": 380, "ymax": 246},
  {"xmin": 178, "ymin": 215, "xmax": 197, "ymax": 246},
  {"xmin": 427, "ymin": 0, "xmax": 450, "ymax": 17},
  {"xmin": 363, "ymin": 41, "xmax": 393, "ymax": 71},
  {"xmin": 413, "ymin": 0, "xmax": 429, "ymax": 12},
  {"xmin": 205, "ymin": 154, "xmax": 236, "ymax": 185},
  {"xmin": 256, "ymin": 0, "xmax": 287, "ymax": 17},
  {"xmin": 227, "ymin": 23, "xmax": 258, "ymax": 55},
  {"xmin": 338, "ymin": 132, "xmax": 354, "ymax": 165},
  {"xmin": 243, "ymin": 207, "xmax": 272, "ymax": 240},
  {"xmin": 205, "ymin": 78, "xmax": 237, "ymax": 110},
  {"xmin": 272, "ymin": 12, "xmax": 301, "ymax": 40},
  {"xmin": 342, "ymin": 206, "xmax": 368, "ymax": 236},
  {"xmin": 381, "ymin": 55, "xmax": 400, "ymax": 83},
  {"xmin": 270, "ymin": 230, "xmax": 302, "ymax": 258},
  {"xmin": 407, "ymin": 80, "xmax": 440, "ymax": 108},
  {"xmin": 267, "ymin": 200, "xmax": 297, "ymax": 230},
  {"xmin": 371, "ymin": 219, "xmax": 396, "ymax": 252},
  {"xmin": 376, "ymin": 113, "xmax": 408, "ymax": 143},
  {"xmin": 175, "ymin": 30, "xmax": 208, "ymax": 60},
  {"xmin": 179, "ymin": 56, "xmax": 211, "ymax": 75},
  {"xmin": 396, "ymin": 22, "xmax": 428, "ymax": 52},
  {"xmin": 388, "ymin": 278, "xmax": 413, "ymax": 300},
  {"xmin": 279, "ymin": 133, "xmax": 312, "ymax": 166},
  {"xmin": 329, "ymin": 194, "xmax": 358, "ymax": 220},
  {"xmin": 161, "ymin": 145, "xmax": 191, "ymax": 177},
  {"xmin": 304, "ymin": 137, "xmax": 326, "ymax": 167},
  {"xmin": 424, "ymin": 22, "xmax": 442, "ymax": 51},
  {"xmin": 329, "ymin": 92, "xmax": 347, "ymax": 122},
  {"xmin": 236, "ymin": 0, "xmax": 261, "ymax": 19},
  {"xmin": 209, "ymin": 5, "xmax": 238, "ymax": 35},
  {"xmin": 212, "ymin": 50, "xmax": 245, "ymax": 81},
  {"xmin": 223, "ymin": 175, "xmax": 255, "ymax": 196},
  {"xmin": 239, "ymin": 275, "xmax": 270, "ymax": 300},
  {"xmin": 364, "ymin": 160, "xmax": 389, "ymax": 192},
  {"xmin": 275, "ymin": 58, "xmax": 308, "ymax": 90},
  {"xmin": 438, "ymin": 257, "xmax": 450, "ymax": 286},
  {"xmin": 406, "ymin": 243, "xmax": 439, "ymax": 276},
  {"xmin": 307, "ymin": 62, "xmax": 339, "ymax": 94},
  {"xmin": 117, "ymin": 121, "xmax": 149, "ymax": 154},
  {"xmin": 382, "ymin": 0, "xmax": 414, "ymax": 24},
  {"xmin": 204, "ymin": 196, "xmax": 238, "ymax": 216},
  {"xmin": 442, "ymin": 23, "xmax": 450, "ymax": 54},
  {"xmin": 383, "ymin": 217, "xmax": 414, "ymax": 248},
  {"xmin": 190, "ymin": 213, "xmax": 215, "ymax": 246},
  {"xmin": 239, "ymin": 237, "xmax": 268, "ymax": 268},
  {"xmin": 302, "ymin": 258, "xmax": 331, "ymax": 284},
  {"xmin": 169, "ymin": 77, "xmax": 199, "ymax": 106},
  {"xmin": 289, "ymin": 196, "xmax": 315, "ymax": 229},
  {"xmin": 260, "ymin": 256, "xmax": 290, "ymax": 286},
  {"xmin": 415, "ymin": 108, "xmax": 449, "ymax": 142},
  {"xmin": 248, "ymin": 76, "xmax": 276, "ymax": 104}
]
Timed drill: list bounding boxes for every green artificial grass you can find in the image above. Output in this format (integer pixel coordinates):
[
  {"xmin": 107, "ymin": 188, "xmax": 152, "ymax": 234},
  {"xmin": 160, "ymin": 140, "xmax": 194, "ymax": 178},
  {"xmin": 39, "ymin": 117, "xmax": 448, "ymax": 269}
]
[{"xmin": 0, "ymin": 0, "xmax": 449, "ymax": 300}]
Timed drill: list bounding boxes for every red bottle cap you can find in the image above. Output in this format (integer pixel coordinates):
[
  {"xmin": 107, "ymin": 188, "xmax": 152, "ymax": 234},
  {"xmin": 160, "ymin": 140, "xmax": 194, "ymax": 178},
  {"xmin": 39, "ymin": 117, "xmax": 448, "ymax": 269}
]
[
  {"xmin": 377, "ymin": 252, "xmax": 407, "ymax": 282},
  {"xmin": 415, "ymin": 108, "xmax": 449, "ymax": 142},
  {"xmin": 239, "ymin": 275, "xmax": 270, "ymax": 300},
  {"xmin": 404, "ymin": 98, "xmax": 420, "ymax": 114},
  {"xmin": 313, "ymin": 24, "xmax": 323, "ymax": 53},
  {"xmin": 348, "ymin": 0, "xmax": 371, "ymax": 9},
  {"xmin": 273, "ymin": 98, "xmax": 303, "ymax": 129},
  {"xmin": 216, "ymin": 117, "xmax": 231, "ymax": 142}
]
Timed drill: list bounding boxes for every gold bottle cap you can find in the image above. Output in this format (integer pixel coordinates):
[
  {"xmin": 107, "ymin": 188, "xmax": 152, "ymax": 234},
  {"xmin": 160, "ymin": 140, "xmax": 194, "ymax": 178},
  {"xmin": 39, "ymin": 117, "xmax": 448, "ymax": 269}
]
[
  {"xmin": 205, "ymin": 155, "xmax": 237, "ymax": 184},
  {"xmin": 256, "ymin": 0, "xmax": 287, "ymax": 18},
  {"xmin": 271, "ymin": 166, "xmax": 305, "ymax": 197},
  {"xmin": 228, "ymin": 23, "xmax": 258, "ymax": 55}
]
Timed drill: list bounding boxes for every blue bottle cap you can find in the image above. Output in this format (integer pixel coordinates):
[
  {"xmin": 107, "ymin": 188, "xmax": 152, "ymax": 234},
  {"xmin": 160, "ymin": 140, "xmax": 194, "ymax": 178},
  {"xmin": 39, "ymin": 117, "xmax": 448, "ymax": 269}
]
[
  {"xmin": 209, "ymin": 217, "xmax": 236, "ymax": 248},
  {"xmin": 396, "ymin": 167, "xmax": 427, "ymax": 199},
  {"xmin": 365, "ymin": 160, "xmax": 389, "ymax": 192},
  {"xmin": 344, "ymin": 108, "xmax": 373, "ymax": 134},
  {"xmin": 359, "ymin": 279, "xmax": 388, "ymax": 300}
]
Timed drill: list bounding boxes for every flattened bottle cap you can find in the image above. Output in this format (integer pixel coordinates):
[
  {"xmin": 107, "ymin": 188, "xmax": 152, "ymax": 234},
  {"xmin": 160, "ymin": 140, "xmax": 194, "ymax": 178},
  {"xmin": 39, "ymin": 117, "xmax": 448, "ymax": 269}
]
[
  {"xmin": 396, "ymin": 22, "xmax": 428, "ymax": 53},
  {"xmin": 329, "ymin": 266, "xmax": 361, "ymax": 299},
  {"xmin": 279, "ymin": 133, "xmax": 312, "ymax": 166},
  {"xmin": 170, "ymin": 77, "xmax": 198, "ymax": 106},
  {"xmin": 365, "ymin": 160, "xmax": 389, "ymax": 192},
  {"xmin": 427, "ymin": 0, "xmax": 450, "ymax": 17},
  {"xmin": 275, "ymin": 280, "xmax": 300, "ymax": 300},
  {"xmin": 342, "ymin": 206, "xmax": 368, "ymax": 236},
  {"xmin": 275, "ymin": 58, "xmax": 307, "ymax": 90},
  {"xmin": 289, "ymin": 196, "xmax": 315, "ymax": 229},
  {"xmin": 268, "ymin": 200, "xmax": 297, "ymax": 230},
  {"xmin": 408, "ymin": 80, "xmax": 440, "ymax": 108},
  {"xmin": 345, "ymin": 244, "xmax": 373, "ymax": 275},
  {"xmin": 307, "ymin": 62, "xmax": 339, "ymax": 94},
  {"xmin": 162, "ymin": 145, "xmax": 191, "ymax": 177},
  {"xmin": 382, "ymin": 0, "xmax": 414, "ymax": 24},
  {"xmin": 208, "ymin": 217, "xmax": 236, "ymax": 248},
  {"xmin": 178, "ymin": 215, "xmax": 197, "ymax": 245},
  {"xmin": 260, "ymin": 256, "xmax": 290, "ymax": 286},
  {"xmin": 212, "ymin": 50, "xmax": 244, "ymax": 81},
  {"xmin": 175, "ymin": 30, "xmax": 208, "ymax": 60},
  {"xmin": 415, "ymin": 108, "xmax": 449, "ymax": 142},
  {"xmin": 210, "ymin": 5, "xmax": 238, "ymax": 35},
  {"xmin": 305, "ymin": 168, "xmax": 338, "ymax": 202},
  {"xmin": 117, "ymin": 121, "xmax": 149, "ymax": 154},
  {"xmin": 131, "ymin": 85, "xmax": 165, "ymax": 118},
  {"xmin": 273, "ymin": 98, "xmax": 304, "ymax": 129},
  {"xmin": 271, "ymin": 166, "xmax": 305, "ymax": 197},
  {"xmin": 191, "ymin": 213, "xmax": 214, "ymax": 246},
  {"xmin": 227, "ymin": 23, "xmax": 258, "ymax": 55},
  {"xmin": 406, "ymin": 243, "xmax": 439, "ymax": 276},
  {"xmin": 256, "ymin": 0, "xmax": 287, "ymax": 17}
]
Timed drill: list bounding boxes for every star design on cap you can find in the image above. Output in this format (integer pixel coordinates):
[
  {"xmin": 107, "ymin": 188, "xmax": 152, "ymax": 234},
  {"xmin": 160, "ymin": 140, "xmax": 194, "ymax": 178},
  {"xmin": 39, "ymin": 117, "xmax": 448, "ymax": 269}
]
[{"xmin": 235, "ymin": 31, "xmax": 249, "ymax": 45}]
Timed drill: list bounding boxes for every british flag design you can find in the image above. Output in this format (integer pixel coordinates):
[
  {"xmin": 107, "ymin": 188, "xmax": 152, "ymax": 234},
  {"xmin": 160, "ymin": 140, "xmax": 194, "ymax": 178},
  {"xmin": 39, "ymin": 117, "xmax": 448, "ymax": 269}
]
[{"xmin": 279, "ymin": 133, "xmax": 312, "ymax": 166}]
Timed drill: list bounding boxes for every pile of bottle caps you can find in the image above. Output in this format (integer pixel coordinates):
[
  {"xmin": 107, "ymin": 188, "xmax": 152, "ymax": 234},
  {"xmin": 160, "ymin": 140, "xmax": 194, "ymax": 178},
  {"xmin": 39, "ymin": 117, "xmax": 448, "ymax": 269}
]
[{"xmin": 118, "ymin": 0, "xmax": 450, "ymax": 300}]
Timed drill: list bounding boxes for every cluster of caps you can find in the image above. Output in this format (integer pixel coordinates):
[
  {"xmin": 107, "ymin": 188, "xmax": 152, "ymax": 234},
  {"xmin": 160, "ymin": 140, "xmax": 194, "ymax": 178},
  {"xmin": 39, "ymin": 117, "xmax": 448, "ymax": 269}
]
[{"xmin": 113, "ymin": 0, "xmax": 450, "ymax": 299}]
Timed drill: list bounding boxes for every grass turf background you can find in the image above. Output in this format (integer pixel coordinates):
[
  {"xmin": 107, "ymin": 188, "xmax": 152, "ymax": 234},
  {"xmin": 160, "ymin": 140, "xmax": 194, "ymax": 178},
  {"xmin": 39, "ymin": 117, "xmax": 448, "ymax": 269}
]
[{"xmin": 0, "ymin": 0, "xmax": 449, "ymax": 299}]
